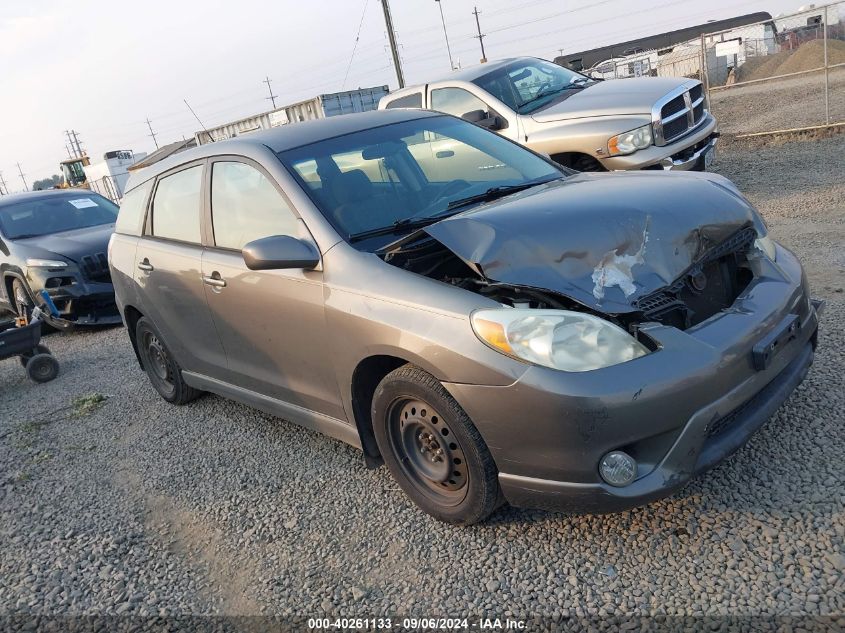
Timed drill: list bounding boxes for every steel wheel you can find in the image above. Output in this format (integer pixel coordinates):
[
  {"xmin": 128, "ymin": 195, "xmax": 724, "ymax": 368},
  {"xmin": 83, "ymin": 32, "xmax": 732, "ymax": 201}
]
[
  {"xmin": 141, "ymin": 330, "xmax": 175, "ymax": 397},
  {"xmin": 387, "ymin": 397, "xmax": 469, "ymax": 507}
]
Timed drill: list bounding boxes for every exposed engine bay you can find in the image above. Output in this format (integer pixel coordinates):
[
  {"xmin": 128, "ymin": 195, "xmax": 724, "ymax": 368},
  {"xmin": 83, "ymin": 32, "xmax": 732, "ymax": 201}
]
[{"xmin": 383, "ymin": 225, "xmax": 757, "ymax": 336}]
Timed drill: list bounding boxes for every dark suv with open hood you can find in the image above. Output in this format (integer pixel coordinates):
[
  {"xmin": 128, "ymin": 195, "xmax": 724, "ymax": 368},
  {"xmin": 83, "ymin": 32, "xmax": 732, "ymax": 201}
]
[
  {"xmin": 0, "ymin": 190, "xmax": 120, "ymax": 327},
  {"xmin": 109, "ymin": 109, "xmax": 821, "ymax": 524}
]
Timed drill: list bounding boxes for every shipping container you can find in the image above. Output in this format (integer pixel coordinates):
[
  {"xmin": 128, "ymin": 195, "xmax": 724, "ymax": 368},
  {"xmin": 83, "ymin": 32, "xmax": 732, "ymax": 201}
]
[{"xmin": 195, "ymin": 86, "xmax": 389, "ymax": 145}]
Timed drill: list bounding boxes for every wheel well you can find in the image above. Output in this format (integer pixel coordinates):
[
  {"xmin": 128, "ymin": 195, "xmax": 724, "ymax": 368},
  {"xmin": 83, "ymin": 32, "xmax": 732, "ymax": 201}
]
[
  {"xmin": 351, "ymin": 355, "xmax": 408, "ymax": 467},
  {"xmin": 2, "ymin": 275, "xmax": 15, "ymax": 304},
  {"xmin": 550, "ymin": 152, "xmax": 606, "ymax": 172},
  {"xmin": 123, "ymin": 305, "xmax": 145, "ymax": 368}
]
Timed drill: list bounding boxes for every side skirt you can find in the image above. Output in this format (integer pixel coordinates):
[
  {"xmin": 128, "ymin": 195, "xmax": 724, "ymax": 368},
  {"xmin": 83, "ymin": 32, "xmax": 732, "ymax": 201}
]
[{"xmin": 182, "ymin": 371, "xmax": 362, "ymax": 450}]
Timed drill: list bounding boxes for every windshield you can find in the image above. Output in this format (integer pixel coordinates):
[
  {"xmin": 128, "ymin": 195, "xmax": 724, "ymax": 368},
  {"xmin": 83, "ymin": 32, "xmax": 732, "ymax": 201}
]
[
  {"xmin": 473, "ymin": 59, "xmax": 594, "ymax": 114},
  {"xmin": 0, "ymin": 194, "xmax": 118, "ymax": 239},
  {"xmin": 279, "ymin": 115, "xmax": 563, "ymax": 249}
]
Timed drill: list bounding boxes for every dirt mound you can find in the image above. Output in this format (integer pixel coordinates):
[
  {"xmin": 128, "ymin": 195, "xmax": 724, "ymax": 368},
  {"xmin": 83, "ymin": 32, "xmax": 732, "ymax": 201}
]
[
  {"xmin": 738, "ymin": 50, "xmax": 792, "ymax": 82},
  {"xmin": 740, "ymin": 39, "xmax": 845, "ymax": 82},
  {"xmin": 777, "ymin": 38, "xmax": 845, "ymax": 75}
]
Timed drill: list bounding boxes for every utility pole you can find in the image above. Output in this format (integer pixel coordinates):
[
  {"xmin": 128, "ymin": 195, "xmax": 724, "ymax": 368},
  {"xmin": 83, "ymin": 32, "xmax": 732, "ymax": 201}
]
[
  {"xmin": 65, "ymin": 130, "xmax": 78, "ymax": 158},
  {"xmin": 145, "ymin": 118, "xmax": 159, "ymax": 150},
  {"xmin": 65, "ymin": 130, "xmax": 84, "ymax": 158},
  {"xmin": 0, "ymin": 171, "xmax": 7, "ymax": 195},
  {"xmin": 71, "ymin": 130, "xmax": 83, "ymax": 158},
  {"xmin": 263, "ymin": 76, "xmax": 278, "ymax": 110},
  {"xmin": 16, "ymin": 163, "xmax": 28, "ymax": 191},
  {"xmin": 435, "ymin": 0, "xmax": 455, "ymax": 70},
  {"xmin": 472, "ymin": 6, "xmax": 487, "ymax": 63},
  {"xmin": 381, "ymin": 0, "xmax": 405, "ymax": 88}
]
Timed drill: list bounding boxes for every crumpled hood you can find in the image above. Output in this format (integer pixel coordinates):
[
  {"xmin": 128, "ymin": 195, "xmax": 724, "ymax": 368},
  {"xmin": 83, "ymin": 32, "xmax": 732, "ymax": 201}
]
[
  {"xmin": 17, "ymin": 223, "xmax": 114, "ymax": 264},
  {"xmin": 531, "ymin": 77, "xmax": 696, "ymax": 123},
  {"xmin": 424, "ymin": 172, "xmax": 763, "ymax": 314}
]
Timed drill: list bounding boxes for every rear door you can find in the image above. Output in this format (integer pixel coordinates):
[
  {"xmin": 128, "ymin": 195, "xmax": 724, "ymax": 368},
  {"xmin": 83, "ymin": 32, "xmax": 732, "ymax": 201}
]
[
  {"xmin": 135, "ymin": 160, "xmax": 228, "ymax": 377},
  {"xmin": 200, "ymin": 157, "xmax": 344, "ymax": 419},
  {"xmin": 426, "ymin": 83, "xmax": 521, "ymax": 142}
]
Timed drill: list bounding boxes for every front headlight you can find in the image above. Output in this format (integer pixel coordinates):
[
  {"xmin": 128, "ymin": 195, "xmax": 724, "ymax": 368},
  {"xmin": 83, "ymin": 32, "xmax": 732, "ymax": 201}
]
[
  {"xmin": 471, "ymin": 309, "xmax": 649, "ymax": 372},
  {"xmin": 26, "ymin": 258, "xmax": 68, "ymax": 269},
  {"xmin": 608, "ymin": 124, "xmax": 653, "ymax": 156},
  {"xmin": 754, "ymin": 234, "xmax": 777, "ymax": 261}
]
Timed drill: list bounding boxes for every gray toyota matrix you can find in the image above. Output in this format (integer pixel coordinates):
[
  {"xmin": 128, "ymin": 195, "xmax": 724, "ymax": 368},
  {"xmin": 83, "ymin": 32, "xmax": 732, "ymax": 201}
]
[{"xmin": 109, "ymin": 109, "xmax": 821, "ymax": 524}]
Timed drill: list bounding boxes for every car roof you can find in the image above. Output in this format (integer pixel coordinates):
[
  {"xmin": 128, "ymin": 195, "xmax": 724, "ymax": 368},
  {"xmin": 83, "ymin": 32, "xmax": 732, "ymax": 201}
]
[
  {"xmin": 0, "ymin": 189, "xmax": 108, "ymax": 208},
  {"xmin": 386, "ymin": 57, "xmax": 536, "ymax": 100},
  {"xmin": 128, "ymin": 109, "xmax": 444, "ymax": 187}
]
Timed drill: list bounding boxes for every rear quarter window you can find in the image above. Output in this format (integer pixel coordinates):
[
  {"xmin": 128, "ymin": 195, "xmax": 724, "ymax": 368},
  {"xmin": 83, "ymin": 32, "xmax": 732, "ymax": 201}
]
[
  {"xmin": 150, "ymin": 166, "xmax": 203, "ymax": 243},
  {"xmin": 385, "ymin": 93, "xmax": 423, "ymax": 109},
  {"xmin": 115, "ymin": 181, "xmax": 152, "ymax": 236}
]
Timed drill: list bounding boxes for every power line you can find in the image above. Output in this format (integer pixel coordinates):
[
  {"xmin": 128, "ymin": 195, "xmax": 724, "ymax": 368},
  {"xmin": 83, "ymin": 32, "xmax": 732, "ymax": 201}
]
[
  {"xmin": 145, "ymin": 118, "xmax": 159, "ymax": 149},
  {"xmin": 342, "ymin": 0, "xmax": 370, "ymax": 90},
  {"xmin": 16, "ymin": 163, "xmax": 28, "ymax": 191},
  {"xmin": 472, "ymin": 6, "xmax": 487, "ymax": 63},
  {"xmin": 263, "ymin": 76, "xmax": 278, "ymax": 109},
  {"xmin": 184, "ymin": 99, "xmax": 213, "ymax": 143}
]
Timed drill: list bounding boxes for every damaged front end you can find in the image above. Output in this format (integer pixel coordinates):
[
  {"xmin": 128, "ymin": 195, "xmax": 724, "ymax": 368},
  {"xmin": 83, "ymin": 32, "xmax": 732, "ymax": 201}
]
[{"xmin": 382, "ymin": 172, "xmax": 768, "ymax": 354}]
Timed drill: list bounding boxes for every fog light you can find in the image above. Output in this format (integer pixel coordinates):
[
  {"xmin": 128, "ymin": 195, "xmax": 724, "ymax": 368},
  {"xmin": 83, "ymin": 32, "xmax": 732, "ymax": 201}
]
[{"xmin": 599, "ymin": 451, "xmax": 637, "ymax": 487}]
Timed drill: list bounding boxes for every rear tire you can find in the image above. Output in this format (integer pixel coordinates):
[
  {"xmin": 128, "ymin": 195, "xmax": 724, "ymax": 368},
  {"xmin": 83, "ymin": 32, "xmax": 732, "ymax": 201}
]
[
  {"xmin": 26, "ymin": 353, "xmax": 59, "ymax": 383},
  {"xmin": 371, "ymin": 364, "xmax": 500, "ymax": 525},
  {"xmin": 135, "ymin": 317, "xmax": 202, "ymax": 405}
]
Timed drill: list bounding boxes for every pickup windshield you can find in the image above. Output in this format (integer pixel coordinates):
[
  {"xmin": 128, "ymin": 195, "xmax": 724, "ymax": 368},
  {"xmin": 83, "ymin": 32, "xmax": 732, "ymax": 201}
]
[
  {"xmin": 0, "ymin": 194, "xmax": 118, "ymax": 239},
  {"xmin": 278, "ymin": 115, "xmax": 564, "ymax": 250},
  {"xmin": 473, "ymin": 59, "xmax": 595, "ymax": 114}
]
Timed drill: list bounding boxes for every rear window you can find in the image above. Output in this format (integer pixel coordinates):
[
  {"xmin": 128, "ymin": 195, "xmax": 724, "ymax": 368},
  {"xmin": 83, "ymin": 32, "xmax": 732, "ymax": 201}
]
[
  {"xmin": 150, "ymin": 166, "xmax": 203, "ymax": 243},
  {"xmin": 115, "ymin": 181, "xmax": 152, "ymax": 236},
  {"xmin": 0, "ymin": 194, "xmax": 118, "ymax": 239},
  {"xmin": 385, "ymin": 93, "xmax": 423, "ymax": 109}
]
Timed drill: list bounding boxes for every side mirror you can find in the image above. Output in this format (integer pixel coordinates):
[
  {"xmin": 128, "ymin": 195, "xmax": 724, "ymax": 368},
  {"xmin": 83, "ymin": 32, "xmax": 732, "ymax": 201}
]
[
  {"xmin": 242, "ymin": 235, "xmax": 320, "ymax": 271},
  {"xmin": 461, "ymin": 109, "xmax": 506, "ymax": 131}
]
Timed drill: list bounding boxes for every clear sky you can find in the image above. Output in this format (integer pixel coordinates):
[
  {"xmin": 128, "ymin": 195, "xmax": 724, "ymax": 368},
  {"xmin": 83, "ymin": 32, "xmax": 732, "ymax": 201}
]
[{"xmin": 0, "ymin": 0, "xmax": 815, "ymax": 189}]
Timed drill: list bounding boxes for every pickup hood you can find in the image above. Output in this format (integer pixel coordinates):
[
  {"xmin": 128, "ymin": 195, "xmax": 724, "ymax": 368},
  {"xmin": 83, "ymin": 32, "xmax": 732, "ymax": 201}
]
[
  {"xmin": 16, "ymin": 223, "xmax": 114, "ymax": 264},
  {"xmin": 423, "ymin": 172, "xmax": 763, "ymax": 314},
  {"xmin": 531, "ymin": 77, "xmax": 696, "ymax": 123}
]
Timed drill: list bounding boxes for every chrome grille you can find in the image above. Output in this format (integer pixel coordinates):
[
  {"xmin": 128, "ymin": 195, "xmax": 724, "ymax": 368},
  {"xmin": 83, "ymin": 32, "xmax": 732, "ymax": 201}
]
[{"xmin": 653, "ymin": 83, "xmax": 707, "ymax": 146}]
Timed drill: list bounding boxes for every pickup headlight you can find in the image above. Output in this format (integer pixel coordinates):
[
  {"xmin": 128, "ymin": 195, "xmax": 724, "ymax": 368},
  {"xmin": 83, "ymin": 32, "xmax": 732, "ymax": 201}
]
[
  {"xmin": 26, "ymin": 258, "xmax": 68, "ymax": 269},
  {"xmin": 754, "ymin": 234, "xmax": 777, "ymax": 260},
  {"xmin": 471, "ymin": 309, "xmax": 648, "ymax": 372},
  {"xmin": 608, "ymin": 124, "xmax": 653, "ymax": 156}
]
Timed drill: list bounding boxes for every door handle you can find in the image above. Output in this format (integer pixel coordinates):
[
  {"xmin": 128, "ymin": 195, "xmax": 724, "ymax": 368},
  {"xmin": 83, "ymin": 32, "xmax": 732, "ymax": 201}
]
[
  {"xmin": 137, "ymin": 259, "xmax": 154, "ymax": 272},
  {"xmin": 202, "ymin": 273, "xmax": 227, "ymax": 289}
]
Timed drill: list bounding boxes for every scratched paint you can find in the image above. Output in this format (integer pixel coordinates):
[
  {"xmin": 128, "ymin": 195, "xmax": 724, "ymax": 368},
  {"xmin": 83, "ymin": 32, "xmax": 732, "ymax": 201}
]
[{"xmin": 591, "ymin": 219, "xmax": 650, "ymax": 301}]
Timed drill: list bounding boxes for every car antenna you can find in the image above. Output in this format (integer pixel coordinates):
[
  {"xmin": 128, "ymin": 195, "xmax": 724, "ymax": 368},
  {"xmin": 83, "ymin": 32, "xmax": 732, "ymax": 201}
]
[{"xmin": 184, "ymin": 99, "xmax": 214, "ymax": 143}]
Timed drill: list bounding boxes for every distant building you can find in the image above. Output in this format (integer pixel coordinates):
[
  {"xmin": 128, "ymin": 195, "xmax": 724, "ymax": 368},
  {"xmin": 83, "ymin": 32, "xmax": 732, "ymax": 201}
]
[{"xmin": 555, "ymin": 12, "xmax": 773, "ymax": 73}]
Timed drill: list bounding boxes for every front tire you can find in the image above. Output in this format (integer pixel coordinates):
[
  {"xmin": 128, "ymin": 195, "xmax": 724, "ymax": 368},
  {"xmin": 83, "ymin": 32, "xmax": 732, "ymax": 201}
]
[
  {"xmin": 135, "ymin": 317, "xmax": 201, "ymax": 405},
  {"xmin": 372, "ymin": 365, "xmax": 500, "ymax": 525}
]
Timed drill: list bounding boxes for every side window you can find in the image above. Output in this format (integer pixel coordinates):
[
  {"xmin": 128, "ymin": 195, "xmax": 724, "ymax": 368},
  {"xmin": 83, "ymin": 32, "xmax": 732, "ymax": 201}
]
[
  {"xmin": 385, "ymin": 93, "xmax": 422, "ymax": 109},
  {"xmin": 151, "ymin": 166, "xmax": 203, "ymax": 243},
  {"xmin": 430, "ymin": 87, "xmax": 489, "ymax": 118},
  {"xmin": 211, "ymin": 162, "xmax": 299, "ymax": 250},
  {"xmin": 115, "ymin": 181, "xmax": 152, "ymax": 236}
]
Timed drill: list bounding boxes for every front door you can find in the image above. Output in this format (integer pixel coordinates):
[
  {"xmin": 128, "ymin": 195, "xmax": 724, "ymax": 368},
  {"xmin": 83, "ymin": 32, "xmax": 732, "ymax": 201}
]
[
  {"xmin": 135, "ymin": 161, "xmax": 228, "ymax": 377},
  {"xmin": 201, "ymin": 158, "xmax": 344, "ymax": 420}
]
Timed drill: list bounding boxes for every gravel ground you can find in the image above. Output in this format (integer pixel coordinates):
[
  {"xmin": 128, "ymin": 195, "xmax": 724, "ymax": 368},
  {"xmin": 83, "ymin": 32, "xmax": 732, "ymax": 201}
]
[
  {"xmin": 710, "ymin": 66, "xmax": 845, "ymax": 135},
  {"xmin": 1, "ymin": 136, "xmax": 843, "ymax": 626}
]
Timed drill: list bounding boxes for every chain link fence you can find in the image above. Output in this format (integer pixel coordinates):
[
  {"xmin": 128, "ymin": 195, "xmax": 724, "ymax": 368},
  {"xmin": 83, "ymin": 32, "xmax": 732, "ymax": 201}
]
[{"xmin": 583, "ymin": 2, "xmax": 845, "ymax": 137}]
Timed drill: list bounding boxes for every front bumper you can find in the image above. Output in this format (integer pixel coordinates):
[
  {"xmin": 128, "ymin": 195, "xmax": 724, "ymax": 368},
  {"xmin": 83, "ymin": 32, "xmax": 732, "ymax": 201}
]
[
  {"xmin": 601, "ymin": 113, "xmax": 718, "ymax": 171},
  {"xmin": 444, "ymin": 246, "xmax": 821, "ymax": 513},
  {"xmin": 26, "ymin": 269, "xmax": 120, "ymax": 329}
]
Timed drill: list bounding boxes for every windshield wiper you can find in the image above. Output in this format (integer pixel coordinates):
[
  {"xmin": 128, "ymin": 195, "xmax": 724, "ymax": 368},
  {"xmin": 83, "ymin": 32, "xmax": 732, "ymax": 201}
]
[
  {"xmin": 445, "ymin": 178, "xmax": 557, "ymax": 212},
  {"xmin": 348, "ymin": 216, "xmax": 447, "ymax": 243}
]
